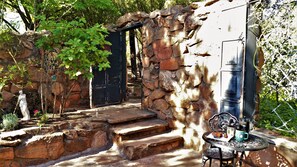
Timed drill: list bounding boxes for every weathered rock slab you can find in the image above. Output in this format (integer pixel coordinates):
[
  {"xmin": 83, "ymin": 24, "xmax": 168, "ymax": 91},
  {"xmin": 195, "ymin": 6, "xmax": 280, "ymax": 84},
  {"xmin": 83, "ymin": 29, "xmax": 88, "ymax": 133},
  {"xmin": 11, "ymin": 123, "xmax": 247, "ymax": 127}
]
[
  {"xmin": 99, "ymin": 108, "xmax": 156, "ymax": 124},
  {"xmin": 112, "ymin": 119, "xmax": 168, "ymax": 136},
  {"xmin": 0, "ymin": 147, "xmax": 14, "ymax": 160},
  {"xmin": 119, "ymin": 132, "xmax": 183, "ymax": 160}
]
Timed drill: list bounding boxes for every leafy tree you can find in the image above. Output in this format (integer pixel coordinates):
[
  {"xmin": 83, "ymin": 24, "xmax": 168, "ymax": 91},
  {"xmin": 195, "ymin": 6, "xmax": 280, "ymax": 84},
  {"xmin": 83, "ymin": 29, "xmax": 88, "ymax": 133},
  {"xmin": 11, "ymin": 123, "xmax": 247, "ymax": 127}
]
[
  {"xmin": 0, "ymin": 30, "xmax": 30, "ymax": 91},
  {"xmin": 0, "ymin": 0, "xmax": 197, "ymax": 114},
  {"xmin": 1, "ymin": 0, "xmax": 117, "ymax": 114},
  {"xmin": 250, "ymin": 0, "xmax": 297, "ymax": 137},
  {"xmin": 37, "ymin": 1, "xmax": 119, "ymax": 114},
  {"xmin": 1, "ymin": 0, "xmax": 197, "ymax": 33},
  {"xmin": 0, "ymin": 0, "xmax": 35, "ymax": 32},
  {"xmin": 36, "ymin": 18, "xmax": 111, "ymax": 79},
  {"xmin": 0, "ymin": 0, "xmax": 120, "ymax": 32},
  {"xmin": 0, "ymin": 30, "xmax": 31, "ymax": 118},
  {"xmin": 1, "ymin": 0, "xmax": 120, "ymax": 79},
  {"xmin": 251, "ymin": 1, "xmax": 297, "ymax": 97},
  {"xmin": 112, "ymin": 0, "xmax": 193, "ymax": 14}
]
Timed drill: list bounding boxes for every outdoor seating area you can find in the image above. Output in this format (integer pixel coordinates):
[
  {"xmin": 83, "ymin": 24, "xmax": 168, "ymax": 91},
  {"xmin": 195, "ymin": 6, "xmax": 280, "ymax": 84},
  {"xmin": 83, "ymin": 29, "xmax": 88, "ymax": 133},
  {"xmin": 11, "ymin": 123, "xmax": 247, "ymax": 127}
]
[
  {"xmin": 202, "ymin": 112, "xmax": 239, "ymax": 166},
  {"xmin": 202, "ymin": 112, "xmax": 270, "ymax": 167}
]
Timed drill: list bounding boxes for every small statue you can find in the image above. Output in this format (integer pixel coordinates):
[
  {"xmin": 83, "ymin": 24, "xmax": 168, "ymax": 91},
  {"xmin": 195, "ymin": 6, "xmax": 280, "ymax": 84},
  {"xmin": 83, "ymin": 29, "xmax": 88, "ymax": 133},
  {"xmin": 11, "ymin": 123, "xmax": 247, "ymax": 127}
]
[{"xmin": 18, "ymin": 90, "xmax": 30, "ymax": 121}]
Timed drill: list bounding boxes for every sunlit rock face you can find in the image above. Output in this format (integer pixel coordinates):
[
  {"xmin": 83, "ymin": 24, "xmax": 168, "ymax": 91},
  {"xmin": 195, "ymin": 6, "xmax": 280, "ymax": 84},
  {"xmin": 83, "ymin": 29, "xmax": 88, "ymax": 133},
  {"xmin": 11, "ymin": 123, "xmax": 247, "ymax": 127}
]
[
  {"xmin": 0, "ymin": 119, "xmax": 109, "ymax": 166},
  {"xmin": 117, "ymin": 0, "xmax": 246, "ymax": 151}
]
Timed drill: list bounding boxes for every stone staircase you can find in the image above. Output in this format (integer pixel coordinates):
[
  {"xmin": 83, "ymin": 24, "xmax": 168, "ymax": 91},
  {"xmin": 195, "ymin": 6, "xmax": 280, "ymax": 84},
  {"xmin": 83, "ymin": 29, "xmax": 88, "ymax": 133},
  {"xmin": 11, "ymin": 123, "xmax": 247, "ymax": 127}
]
[{"xmin": 109, "ymin": 108, "xmax": 184, "ymax": 160}]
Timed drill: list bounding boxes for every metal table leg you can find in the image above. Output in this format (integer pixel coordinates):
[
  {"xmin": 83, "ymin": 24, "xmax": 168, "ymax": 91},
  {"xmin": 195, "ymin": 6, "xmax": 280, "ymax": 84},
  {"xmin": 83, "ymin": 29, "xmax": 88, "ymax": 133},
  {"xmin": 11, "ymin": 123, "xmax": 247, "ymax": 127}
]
[{"xmin": 239, "ymin": 151, "xmax": 246, "ymax": 166}]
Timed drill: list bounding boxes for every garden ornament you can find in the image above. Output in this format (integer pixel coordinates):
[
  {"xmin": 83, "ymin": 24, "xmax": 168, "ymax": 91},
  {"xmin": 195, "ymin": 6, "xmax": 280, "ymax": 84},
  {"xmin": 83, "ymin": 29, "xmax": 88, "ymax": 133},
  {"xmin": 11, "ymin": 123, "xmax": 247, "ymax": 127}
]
[{"xmin": 18, "ymin": 90, "xmax": 30, "ymax": 120}]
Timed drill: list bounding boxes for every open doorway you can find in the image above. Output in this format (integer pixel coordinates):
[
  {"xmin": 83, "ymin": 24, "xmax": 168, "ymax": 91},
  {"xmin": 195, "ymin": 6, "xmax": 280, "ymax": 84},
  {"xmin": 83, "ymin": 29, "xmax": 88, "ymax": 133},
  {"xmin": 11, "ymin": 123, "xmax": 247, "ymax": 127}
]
[{"xmin": 125, "ymin": 28, "xmax": 143, "ymax": 100}]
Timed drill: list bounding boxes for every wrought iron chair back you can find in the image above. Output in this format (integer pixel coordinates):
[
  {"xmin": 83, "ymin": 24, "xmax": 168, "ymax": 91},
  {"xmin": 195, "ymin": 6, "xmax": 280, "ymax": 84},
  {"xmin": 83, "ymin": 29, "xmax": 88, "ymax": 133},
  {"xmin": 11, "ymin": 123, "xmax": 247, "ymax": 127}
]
[
  {"xmin": 208, "ymin": 112, "xmax": 238, "ymax": 132},
  {"xmin": 202, "ymin": 112, "xmax": 239, "ymax": 167}
]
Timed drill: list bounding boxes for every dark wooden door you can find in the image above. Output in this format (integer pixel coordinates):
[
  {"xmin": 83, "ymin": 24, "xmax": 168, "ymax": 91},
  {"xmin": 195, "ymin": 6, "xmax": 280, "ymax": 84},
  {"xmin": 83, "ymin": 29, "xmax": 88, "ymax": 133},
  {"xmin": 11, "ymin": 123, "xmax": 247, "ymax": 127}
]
[{"xmin": 91, "ymin": 31, "xmax": 126, "ymax": 107}]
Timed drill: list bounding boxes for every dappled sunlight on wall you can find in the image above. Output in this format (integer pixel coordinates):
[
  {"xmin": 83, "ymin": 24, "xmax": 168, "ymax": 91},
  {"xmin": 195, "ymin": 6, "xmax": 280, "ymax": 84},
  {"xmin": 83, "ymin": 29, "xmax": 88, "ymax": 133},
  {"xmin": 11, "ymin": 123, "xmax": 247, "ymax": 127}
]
[
  {"xmin": 167, "ymin": 64, "xmax": 219, "ymax": 151},
  {"xmin": 116, "ymin": 0, "xmax": 246, "ymax": 151}
]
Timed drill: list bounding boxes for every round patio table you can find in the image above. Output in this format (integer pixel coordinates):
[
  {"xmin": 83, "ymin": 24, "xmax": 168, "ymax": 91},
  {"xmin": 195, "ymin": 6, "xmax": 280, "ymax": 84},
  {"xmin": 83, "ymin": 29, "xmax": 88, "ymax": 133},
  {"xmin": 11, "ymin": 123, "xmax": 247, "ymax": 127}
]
[{"xmin": 202, "ymin": 131, "xmax": 269, "ymax": 166}]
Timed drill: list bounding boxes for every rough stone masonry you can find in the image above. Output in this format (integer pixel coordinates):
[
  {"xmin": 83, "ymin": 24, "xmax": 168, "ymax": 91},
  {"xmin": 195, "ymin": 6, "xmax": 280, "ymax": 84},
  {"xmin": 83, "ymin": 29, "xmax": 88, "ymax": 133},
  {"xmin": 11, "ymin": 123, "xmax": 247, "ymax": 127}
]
[{"xmin": 116, "ymin": 0, "xmax": 254, "ymax": 151}]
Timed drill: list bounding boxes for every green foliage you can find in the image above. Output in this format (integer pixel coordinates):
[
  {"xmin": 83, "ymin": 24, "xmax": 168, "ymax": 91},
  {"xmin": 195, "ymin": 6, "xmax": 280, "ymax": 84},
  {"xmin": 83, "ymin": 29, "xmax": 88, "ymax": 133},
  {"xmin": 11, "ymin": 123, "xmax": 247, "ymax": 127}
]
[
  {"xmin": 33, "ymin": 109, "xmax": 42, "ymax": 117},
  {"xmin": 0, "ymin": 29, "xmax": 14, "ymax": 48},
  {"xmin": 36, "ymin": 18, "xmax": 111, "ymax": 79},
  {"xmin": 70, "ymin": 0, "xmax": 120, "ymax": 25},
  {"xmin": 1, "ymin": 113, "xmax": 19, "ymax": 131},
  {"xmin": 112, "ymin": 0, "xmax": 193, "ymax": 14},
  {"xmin": 0, "ymin": 62, "xmax": 29, "ymax": 91},
  {"xmin": 1, "ymin": 0, "xmax": 120, "ymax": 32},
  {"xmin": 250, "ymin": 1, "xmax": 297, "ymax": 94},
  {"xmin": 0, "ymin": 30, "xmax": 29, "ymax": 93},
  {"xmin": 38, "ymin": 0, "xmax": 119, "ymax": 25},
  {"xmin": 0, "ymin": 30, "xmax": 23, "ymax": 56},
  {"xmin": 0, "ymin": 31, "xmax": 29, "ymax": 110},
  {"xmin": 37, "ymin": 114, "xmax": 49, "ymax": 127},
  {"xmin": 2, "ymin": 0, "xmax": 197, "ymax": 32},
  {"xmin": 7, "ymin": 63, "xmax": 28, "ymax": 83},
  {"xmin": 258, "ymin": 90, "xmax": 297, "ymax": 137},
  {"xmin": 0, "ymin": 67, "xmax": 6, "ymax": 92},
  {"xmin": 33, "ymin": 109, "xmax": 48, "ymax": 127},
  {"xmin": 250, "ymin": 1, "xmax": 297, "ymax": 138}
]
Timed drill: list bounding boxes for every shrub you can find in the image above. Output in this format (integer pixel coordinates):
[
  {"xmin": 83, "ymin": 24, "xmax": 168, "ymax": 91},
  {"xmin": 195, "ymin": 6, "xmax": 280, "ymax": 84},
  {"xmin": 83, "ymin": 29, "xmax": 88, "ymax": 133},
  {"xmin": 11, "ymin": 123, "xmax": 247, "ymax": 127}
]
[
  {"xmin": 34, "ymin": 109, "xmax": 49, "ymax": 127},
  {"xmin": 1, "ymin": 113, "xmax": 19, "ymax": 131},
  {"xmin": 258, "ymin": 89, "xmax": 297, "ymax": 138}
]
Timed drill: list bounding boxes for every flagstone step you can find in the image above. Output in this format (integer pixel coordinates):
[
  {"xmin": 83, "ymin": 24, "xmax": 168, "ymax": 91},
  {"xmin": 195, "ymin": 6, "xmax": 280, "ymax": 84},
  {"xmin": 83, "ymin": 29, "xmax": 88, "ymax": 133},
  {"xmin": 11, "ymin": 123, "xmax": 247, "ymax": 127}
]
[
  {"xmin": 118, "ymin": 132, "xmax": 184, "ymax": 160},
  {"xmin": 95, "ymin": 108, "xmax": 156, "ymax": 124},
  {"xmin": 112, "ymin": 119, "xmax": 169, "ymax": 140}
]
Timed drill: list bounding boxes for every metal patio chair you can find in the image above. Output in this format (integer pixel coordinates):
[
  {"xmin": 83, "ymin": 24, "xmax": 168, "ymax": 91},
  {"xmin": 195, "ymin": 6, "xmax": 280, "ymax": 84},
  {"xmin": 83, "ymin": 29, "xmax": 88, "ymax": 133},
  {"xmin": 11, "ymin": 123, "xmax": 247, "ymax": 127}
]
[{"xmin": 202, "ymin": 112, "xmax": 239, "ymax": 167}]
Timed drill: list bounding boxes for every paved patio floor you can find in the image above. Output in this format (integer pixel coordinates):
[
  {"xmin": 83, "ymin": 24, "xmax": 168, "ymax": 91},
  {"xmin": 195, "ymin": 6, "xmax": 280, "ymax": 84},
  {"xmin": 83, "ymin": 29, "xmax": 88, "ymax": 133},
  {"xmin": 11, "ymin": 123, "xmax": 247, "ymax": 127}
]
[
  {"xmin": 45, "ymin": 148, "xmax": 203, "ymax": 167},
  {"xmin": 34, "ymin": 99, "xmax": 296, "ymax": 167}
]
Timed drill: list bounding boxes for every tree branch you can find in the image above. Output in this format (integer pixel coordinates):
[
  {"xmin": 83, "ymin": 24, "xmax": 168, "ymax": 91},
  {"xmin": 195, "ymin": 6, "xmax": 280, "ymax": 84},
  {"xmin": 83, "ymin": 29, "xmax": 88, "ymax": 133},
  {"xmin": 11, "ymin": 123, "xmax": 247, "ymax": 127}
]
[
  {"xmin": 34, "ymin": 0, "xmax": 44, "ymax": 28},
  {"xmin": 3, "ymin": 18, "xmax": 20, "ymax": 33},
  {"xmin": 5, "ymin": 0, "xmax": 34, "ymax": 31},
  {"xmin": 23, "ymin": 7, "xmax": 34, "ymax": 30},
  {"xmin": 3, "ymin": 1, "xmax": 17, "ymax": 8},
  {"xmin": 15, "ymin": 8, "xmax": 31, "ymax": 30}
]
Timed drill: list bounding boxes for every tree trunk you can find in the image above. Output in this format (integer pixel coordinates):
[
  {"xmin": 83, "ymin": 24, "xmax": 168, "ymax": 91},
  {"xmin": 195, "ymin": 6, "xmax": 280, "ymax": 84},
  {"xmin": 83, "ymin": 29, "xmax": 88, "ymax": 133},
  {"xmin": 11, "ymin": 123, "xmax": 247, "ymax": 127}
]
[{"xmin": 129, "ymin": 29, "xmax": 137, "ymax": 79}]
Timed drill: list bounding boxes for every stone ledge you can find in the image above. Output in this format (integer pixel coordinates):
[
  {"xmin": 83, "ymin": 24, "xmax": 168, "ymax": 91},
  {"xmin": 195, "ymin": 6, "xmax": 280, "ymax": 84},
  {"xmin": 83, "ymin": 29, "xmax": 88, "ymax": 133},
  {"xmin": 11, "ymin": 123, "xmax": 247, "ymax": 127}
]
[
  {"xmin": 0, "ymin": 139, "xmax": 22, "ymax": 147},
  {"xmin": 0, "ymin": 129, "xmax": 26, "ymax": 140},
  {"xmin": 250, "ymin": 129, "xmax": 297, "ymax": 152},
  {"xmin": 0, "ymin": 118, "xmax": 110, "ymax": 166}
]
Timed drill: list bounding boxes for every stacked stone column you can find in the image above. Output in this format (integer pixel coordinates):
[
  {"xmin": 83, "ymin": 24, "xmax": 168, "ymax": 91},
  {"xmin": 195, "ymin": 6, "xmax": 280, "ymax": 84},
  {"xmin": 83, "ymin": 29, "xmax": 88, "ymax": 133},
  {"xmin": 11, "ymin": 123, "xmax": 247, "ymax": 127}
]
[{"xmin": 116, "ymin": 1, "xmax": 226, "ymax": 150}]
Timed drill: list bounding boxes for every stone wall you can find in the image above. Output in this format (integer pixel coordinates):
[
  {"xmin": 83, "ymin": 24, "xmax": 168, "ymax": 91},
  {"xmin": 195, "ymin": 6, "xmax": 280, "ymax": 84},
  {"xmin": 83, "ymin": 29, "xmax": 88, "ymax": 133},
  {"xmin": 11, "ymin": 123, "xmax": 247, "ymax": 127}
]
[
  {"xmin": 0, "ymin": 113, "xmax": 109, "ymax": 166},
  {"xmin": 0, "ymin": 32, "xmax": 89, "ymax": 114},
  {"xmin": 117, "ymin": 0, "xmax": 246, "ymax": 150}
]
